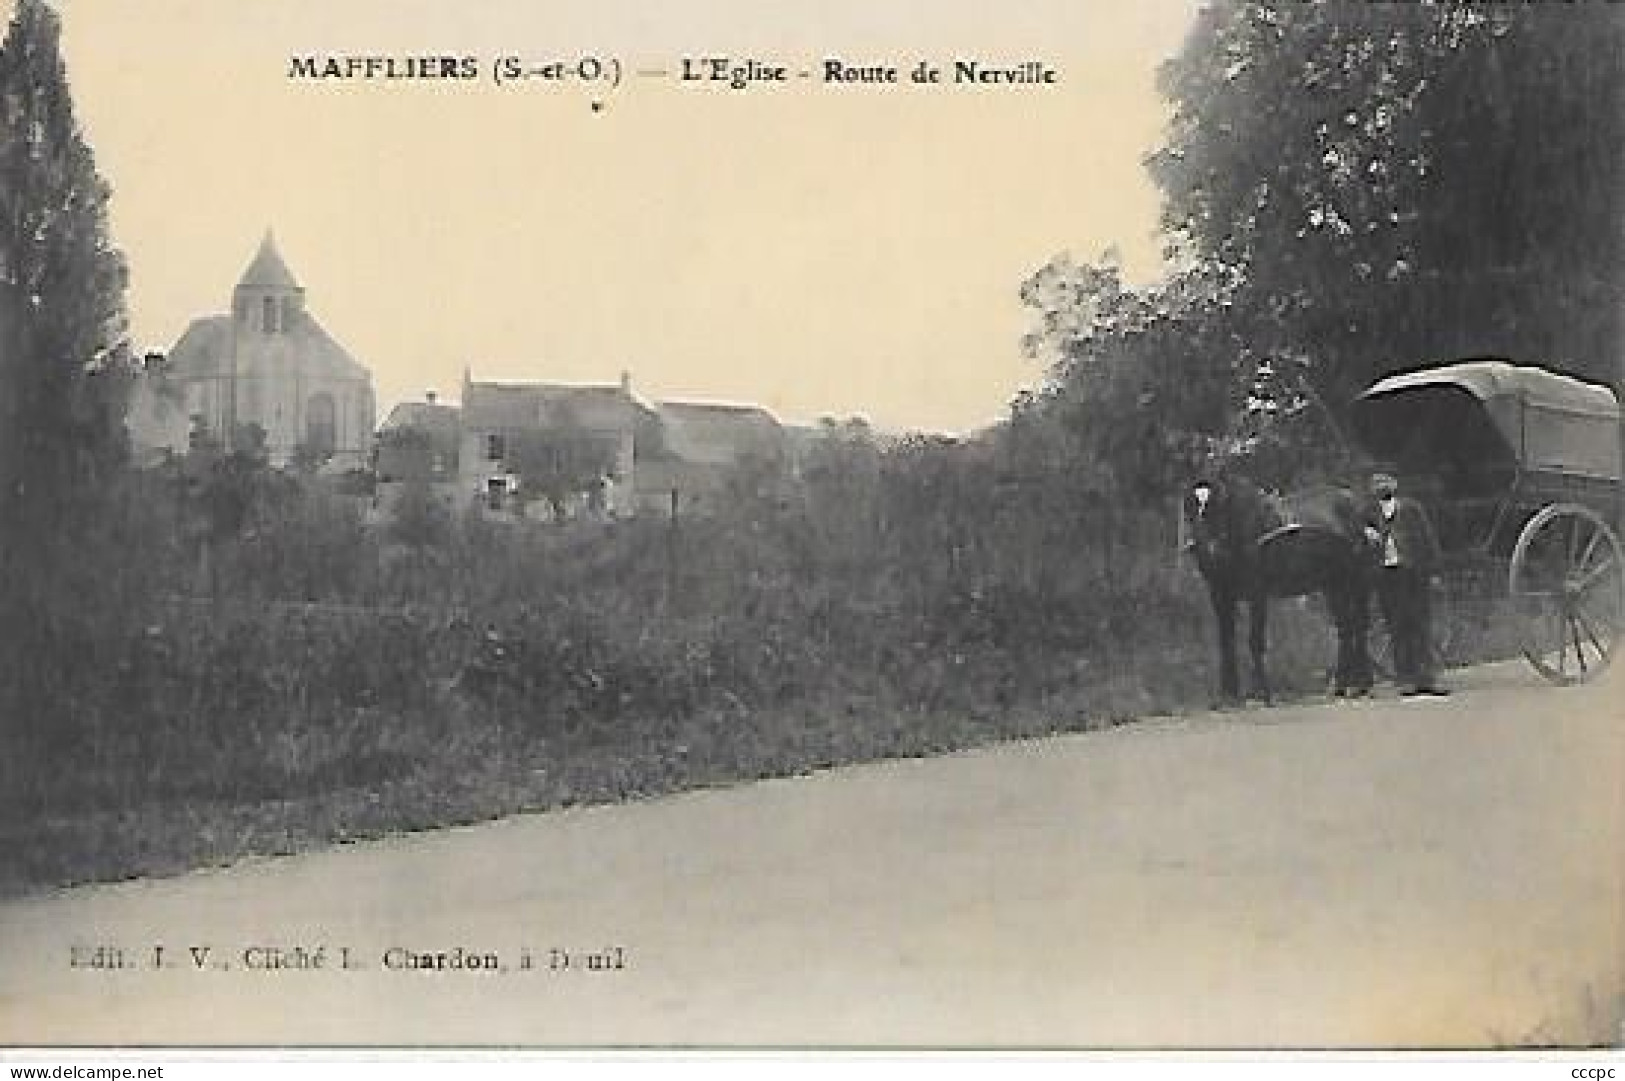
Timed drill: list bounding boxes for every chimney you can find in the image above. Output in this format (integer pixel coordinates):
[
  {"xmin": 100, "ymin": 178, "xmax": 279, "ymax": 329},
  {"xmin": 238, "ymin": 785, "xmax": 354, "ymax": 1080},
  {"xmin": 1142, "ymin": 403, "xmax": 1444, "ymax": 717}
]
[
  {"xmin": 620, "ymin": 370, "xmax": 632, "ymax": 394},
  {"xmin": 425, "ymin": 390, "xmax": 438, "ymax": 405}
]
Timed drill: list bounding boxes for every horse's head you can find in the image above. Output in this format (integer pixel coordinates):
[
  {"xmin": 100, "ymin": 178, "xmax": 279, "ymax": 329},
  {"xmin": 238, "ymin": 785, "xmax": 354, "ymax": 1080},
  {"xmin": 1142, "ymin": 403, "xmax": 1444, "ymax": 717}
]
[
  {"xmin": 1183, "ymin": 477, "xmax": 1233, "ymax": 573},
  {"xmin": 1183, "ymin": 474, "xmax": 1281, "ymax": 576}
]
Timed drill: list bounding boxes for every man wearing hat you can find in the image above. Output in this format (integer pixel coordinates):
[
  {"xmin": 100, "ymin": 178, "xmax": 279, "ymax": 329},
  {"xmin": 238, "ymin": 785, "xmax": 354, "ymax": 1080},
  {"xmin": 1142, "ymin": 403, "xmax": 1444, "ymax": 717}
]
[{"xmin": 1364, "ymin": 471, "xmax": 1448, "ymax": 696}]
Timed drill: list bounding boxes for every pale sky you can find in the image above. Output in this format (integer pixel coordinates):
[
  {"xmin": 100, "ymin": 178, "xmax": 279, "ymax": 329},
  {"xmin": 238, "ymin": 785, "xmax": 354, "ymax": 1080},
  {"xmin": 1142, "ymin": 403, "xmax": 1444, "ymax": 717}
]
[{"xmin": 51, "ymin": 0, "xmax": 1199, "ymax": 433}]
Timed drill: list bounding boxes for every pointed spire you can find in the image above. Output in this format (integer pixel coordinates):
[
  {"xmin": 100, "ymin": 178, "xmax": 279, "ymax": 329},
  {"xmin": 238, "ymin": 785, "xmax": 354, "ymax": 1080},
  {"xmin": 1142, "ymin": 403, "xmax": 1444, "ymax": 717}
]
[{"xmin": 237, "ymin": 229, "xmax": 300, "ymax": 290}]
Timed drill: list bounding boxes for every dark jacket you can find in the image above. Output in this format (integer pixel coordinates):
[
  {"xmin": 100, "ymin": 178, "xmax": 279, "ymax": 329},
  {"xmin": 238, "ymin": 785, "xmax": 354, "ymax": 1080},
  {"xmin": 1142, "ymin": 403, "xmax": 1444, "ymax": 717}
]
[{"xmin": 1367, "ymin": 495, "xmax": 1441, "ymax": 575}]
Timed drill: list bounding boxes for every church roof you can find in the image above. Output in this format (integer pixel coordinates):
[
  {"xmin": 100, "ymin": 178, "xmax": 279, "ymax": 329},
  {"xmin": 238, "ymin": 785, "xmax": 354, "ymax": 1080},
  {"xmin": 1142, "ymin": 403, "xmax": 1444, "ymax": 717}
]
[
  {"xmin": 237, "ymin": 231, "xmax": 301, "ymax": 290},
  {"xmin": 294, "ymin": 314, "xmax": 371, "ymax": 381},
  {"xmin": 163, "ymin": 310, "xmax": 369, "ymax": 384},
  {"xmin": 164, "ymin": 315, "xmax": 232, "ymax": 379}
]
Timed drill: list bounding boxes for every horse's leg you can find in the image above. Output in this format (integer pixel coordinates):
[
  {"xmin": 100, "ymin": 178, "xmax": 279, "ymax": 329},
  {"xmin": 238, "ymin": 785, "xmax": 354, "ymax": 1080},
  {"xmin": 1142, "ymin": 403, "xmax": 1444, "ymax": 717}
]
[
  {"xmin": 1345, "ymin": 572, "xmax": 1373, "ymax": 694},
  {"xmin": 1208, "ymin": 580, "xmax": 1240, "ymax": 704},
  {"xmin": 1318, "ymin": 552, "xmax": 1374, "ymax": 699},
  {"xmin": 1329, "ymin": 585, "xmax": 1356, "ymax": 695},
  {"xmin": 1248, "ymin": 590, "xmax": 1272, "ymax": 703}
]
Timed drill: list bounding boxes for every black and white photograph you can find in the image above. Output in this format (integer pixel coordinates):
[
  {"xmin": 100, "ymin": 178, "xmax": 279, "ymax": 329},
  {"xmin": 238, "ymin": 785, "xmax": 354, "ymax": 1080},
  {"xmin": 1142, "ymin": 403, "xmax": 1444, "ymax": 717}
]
[{"xmin": 0, "ymin": 0, "xmax": 1621, "ymax": 1056}]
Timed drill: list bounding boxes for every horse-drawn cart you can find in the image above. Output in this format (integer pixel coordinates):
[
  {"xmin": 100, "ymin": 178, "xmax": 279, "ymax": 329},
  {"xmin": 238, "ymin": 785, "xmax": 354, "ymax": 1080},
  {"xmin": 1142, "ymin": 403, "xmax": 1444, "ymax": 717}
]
[{"xmin": 1349, "ymin": 359, "xmax": 1623, "ymax": 684}]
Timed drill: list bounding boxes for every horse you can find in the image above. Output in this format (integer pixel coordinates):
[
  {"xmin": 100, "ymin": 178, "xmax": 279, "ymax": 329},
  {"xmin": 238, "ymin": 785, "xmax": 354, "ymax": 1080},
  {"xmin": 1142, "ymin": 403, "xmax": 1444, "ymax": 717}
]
[{"xmin": 1182, "ymin": 473, "xmax": 1373, "ymax": 704}]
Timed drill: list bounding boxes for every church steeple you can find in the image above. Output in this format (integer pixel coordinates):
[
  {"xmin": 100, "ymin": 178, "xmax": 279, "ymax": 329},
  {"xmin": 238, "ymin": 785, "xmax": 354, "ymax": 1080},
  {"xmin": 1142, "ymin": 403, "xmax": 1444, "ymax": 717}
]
[{"xmin": 233, "ymin": 230, "xmax": 305, "ymax": 333}]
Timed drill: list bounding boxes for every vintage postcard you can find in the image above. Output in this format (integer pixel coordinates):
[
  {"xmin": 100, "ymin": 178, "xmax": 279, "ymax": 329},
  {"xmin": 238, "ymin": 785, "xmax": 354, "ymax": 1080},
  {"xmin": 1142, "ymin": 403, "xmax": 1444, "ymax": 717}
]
[{"xmin": 0, "ymin": 0, "xmax": 1621, "ymax": 1054}]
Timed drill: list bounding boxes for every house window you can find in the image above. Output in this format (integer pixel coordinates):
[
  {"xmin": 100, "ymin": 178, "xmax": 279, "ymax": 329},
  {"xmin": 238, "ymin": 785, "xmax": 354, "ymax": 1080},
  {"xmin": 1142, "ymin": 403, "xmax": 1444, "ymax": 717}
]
[
  {"xmin": 262, "ymin": 297, "xmax": 278, "ymax": 333},
  {"xmin": 485, "ymin": 433, "xmax": 505, "ymax": 461},
  {"xmin": 486, "ymin": 476, "xmax": 507, "ymax": 511}
]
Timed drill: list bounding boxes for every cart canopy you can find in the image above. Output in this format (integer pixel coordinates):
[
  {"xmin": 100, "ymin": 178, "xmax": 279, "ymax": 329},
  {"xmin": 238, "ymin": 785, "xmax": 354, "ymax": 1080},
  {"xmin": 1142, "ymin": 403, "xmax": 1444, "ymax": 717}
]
[{"xmin": 1351, "ymin": 360, "xmax": 1620, "ymax": 484}]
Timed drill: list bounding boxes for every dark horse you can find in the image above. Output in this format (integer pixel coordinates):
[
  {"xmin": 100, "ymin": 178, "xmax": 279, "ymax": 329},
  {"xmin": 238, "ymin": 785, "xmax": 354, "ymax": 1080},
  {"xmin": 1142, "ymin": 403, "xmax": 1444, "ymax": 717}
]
[{"xmin": 1183, "ymin": 473, "xmax": 1373, "ymax": 704}]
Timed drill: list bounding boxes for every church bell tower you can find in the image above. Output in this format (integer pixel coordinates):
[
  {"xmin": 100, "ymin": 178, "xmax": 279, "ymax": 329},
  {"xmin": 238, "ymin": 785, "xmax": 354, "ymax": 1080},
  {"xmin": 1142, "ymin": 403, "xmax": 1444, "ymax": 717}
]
[{"xmin": 233, "ymin": 230, "xmax": 305, "ymax": 336}]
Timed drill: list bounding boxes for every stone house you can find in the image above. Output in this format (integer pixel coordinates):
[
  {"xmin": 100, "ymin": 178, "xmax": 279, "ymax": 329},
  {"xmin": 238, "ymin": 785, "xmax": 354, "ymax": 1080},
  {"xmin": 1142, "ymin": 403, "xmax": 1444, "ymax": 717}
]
[
  {"xmin": 636, "ymin": 400, "xmax": 789, "ymax": 513},
  {"xmin": 372, "ymin": 392, "xmax": 462, "ymax": 517},
  {"xmin": 458, "ymin": 370, "xmax": 654, "ymax": 520},
  {"xmin": 122, "ymin": 355, "xmax": 193, "ymax": 467},
  {"xmin": 407, "ymin": 369, "xmax": 790, "ymax": 521}
]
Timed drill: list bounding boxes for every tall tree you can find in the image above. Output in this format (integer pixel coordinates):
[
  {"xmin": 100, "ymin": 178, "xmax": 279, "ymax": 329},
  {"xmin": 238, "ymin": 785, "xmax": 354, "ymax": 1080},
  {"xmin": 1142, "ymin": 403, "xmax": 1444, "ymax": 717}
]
[
  {"xmin": 0, "ymin": 0, "xmax": 129, "ymax": 735},
  {"xmin": 0, "ymin": 0, "xmax": 129, "ymax": 561},
  {"xmin": 1150, "ymin": 3, "xmax": 1624, "ymax": 409}
]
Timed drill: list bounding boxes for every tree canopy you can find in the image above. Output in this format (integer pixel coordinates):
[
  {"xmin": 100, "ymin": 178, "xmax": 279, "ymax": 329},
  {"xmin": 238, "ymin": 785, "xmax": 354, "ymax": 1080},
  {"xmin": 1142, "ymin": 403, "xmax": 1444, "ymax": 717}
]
[
  {"xmin": 1022, "ymin": 1, "xmax": 1624, "ymax": 491},
  {"xmin": 1154, "ymin": 2, "xmax": 1622, "ymax": 398}
]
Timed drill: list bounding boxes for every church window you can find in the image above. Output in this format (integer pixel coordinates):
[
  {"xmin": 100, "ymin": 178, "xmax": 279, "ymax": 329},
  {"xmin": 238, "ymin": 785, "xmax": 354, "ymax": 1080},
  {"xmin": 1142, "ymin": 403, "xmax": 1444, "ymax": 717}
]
[
  {"xmin": 262, "ymin": 297, "xmax": 278, "ymax": 333},
  {"xmin": 486, "ymin": 433, "xmax": 505, "ymax": 461}
]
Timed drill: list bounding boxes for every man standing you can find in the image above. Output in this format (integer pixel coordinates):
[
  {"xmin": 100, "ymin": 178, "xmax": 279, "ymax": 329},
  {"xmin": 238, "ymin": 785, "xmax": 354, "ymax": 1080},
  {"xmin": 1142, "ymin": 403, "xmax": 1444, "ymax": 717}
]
[{"xmin": 1365, "ymin": 472, "xmax": 1449, "ymax": 697}]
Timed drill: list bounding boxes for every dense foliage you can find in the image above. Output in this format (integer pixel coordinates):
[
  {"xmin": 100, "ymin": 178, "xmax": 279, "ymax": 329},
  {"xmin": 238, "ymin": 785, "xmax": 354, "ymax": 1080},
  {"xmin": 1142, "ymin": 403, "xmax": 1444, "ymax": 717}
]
[
  {"xmin": 0, "ymin": 0, "xmax": 128, "ymax": 538},
  {"xmin": 1024, "ymin": 2, "xmax": 1623, "ymax": 488},
  {"xmin": 0, "ymin": 0, "xmax": 135, "ymax": 747}
]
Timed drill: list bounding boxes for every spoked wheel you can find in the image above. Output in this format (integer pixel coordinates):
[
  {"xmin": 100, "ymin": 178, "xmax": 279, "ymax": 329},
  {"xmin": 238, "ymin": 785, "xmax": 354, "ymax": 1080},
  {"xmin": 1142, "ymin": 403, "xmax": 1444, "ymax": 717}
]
[{"xmin": 1508, "ymin": 504, "xmax": 1624, "ymax": 684}]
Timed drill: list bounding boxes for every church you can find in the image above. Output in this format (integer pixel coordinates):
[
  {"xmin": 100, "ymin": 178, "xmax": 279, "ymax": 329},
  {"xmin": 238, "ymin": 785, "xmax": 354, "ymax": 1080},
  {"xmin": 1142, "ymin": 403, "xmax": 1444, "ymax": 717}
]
[{"xmin": 159, "ymin": 233, "xmax": 376, "ymax": 469}]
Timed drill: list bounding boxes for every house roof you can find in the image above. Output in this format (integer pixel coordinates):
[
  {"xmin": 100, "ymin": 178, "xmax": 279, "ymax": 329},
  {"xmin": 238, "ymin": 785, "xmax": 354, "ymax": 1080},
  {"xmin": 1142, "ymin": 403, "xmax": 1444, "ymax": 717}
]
[
  {"xmin": 237, "ymin": 231, "xmax": 301, "ymax": 291},
  {"xmin": 376, "ymin": 400, "xmax": 460, "ymax": 480},
  {"xmin": 463, "ymin": 380, "xmax": 656, "ymax": 432},
  {"xmin": 656, "ymin": 400, "xmax": 785, "ymax": 465},
  {"xmin": 381, "ymin": 400, "xmax": 461, "ymax": 435}
]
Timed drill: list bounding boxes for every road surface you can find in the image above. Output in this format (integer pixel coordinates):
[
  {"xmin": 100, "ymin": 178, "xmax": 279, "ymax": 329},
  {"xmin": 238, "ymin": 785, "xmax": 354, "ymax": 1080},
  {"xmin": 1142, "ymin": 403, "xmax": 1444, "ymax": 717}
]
[{"xmin": 2, "ymin": 661, "xmax": 1621, "ymax": 1049}]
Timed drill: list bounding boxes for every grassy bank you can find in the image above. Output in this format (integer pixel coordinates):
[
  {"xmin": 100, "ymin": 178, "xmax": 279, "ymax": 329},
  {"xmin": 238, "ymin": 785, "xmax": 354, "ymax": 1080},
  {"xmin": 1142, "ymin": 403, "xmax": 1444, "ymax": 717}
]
[
  {"xmin": 0, "ymin": 553, "xmax": 1352, "ymax": 897},
  {"xmin": 0, "ymin": 450, "xmax": 1399, "ymax": 898}
]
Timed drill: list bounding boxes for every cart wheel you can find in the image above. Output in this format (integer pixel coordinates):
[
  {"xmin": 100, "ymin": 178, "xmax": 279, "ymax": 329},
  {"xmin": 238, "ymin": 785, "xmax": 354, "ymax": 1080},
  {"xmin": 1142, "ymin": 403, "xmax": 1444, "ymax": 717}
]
[{"xmin": 1508, "ymin": 504, "xmax": 1624, "ymax": 684}]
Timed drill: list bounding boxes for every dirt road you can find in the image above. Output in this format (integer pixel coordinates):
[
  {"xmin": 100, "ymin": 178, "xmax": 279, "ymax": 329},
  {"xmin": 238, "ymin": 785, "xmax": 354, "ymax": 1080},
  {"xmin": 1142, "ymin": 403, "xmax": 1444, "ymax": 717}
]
[{"xmin": 3, "ymin": 661, "xmax": 1620, "ymax": 1048}]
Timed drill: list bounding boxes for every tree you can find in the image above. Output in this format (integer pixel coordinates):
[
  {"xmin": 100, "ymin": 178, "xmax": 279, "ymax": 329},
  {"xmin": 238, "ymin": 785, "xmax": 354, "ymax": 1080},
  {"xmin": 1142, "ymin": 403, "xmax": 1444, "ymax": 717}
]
[
  {"xmin": 0, "ymin": 0, "xmax": 129, "ymax": 559},
  {"xmin": 287, "ymin": 441, "xmax": 332, "ymax": 476},
  {"xmin": 386, "ymin": 478, "xmax": 453, "ymax": 552},
  {"xmin": 1018, "ymin": 253, "xmax": 1245, "ymax": 497},
  {"xmin": 178, "ymin": 420, "xmax": 289, "ymax": 546},
  {"xmin": 505, "ymin": 416, "xmax": 621, "ymax": 521},
  {"xmin": 0, "ymin": 0, "xmax": 131, "ymax": 734},
  {"xmin": 1150, "ymin": 2, "xmax": 1624, "ymax": 412}
]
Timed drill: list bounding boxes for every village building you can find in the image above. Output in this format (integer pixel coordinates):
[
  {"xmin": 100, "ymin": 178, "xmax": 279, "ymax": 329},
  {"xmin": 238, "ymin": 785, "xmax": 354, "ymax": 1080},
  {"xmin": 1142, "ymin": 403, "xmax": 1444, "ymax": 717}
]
[
  {"xmin": 146, "ymin": 232, "xmax": 376, "ymax": 469},
  {"xmin": 375, "ymin": 370, "xmax": 791, "ymax": 522},
  {"xmin": 636, "ymin": 400, "xmax": 789, "ymax": 512},
  {"xmin": 372, "ymin": 391, "xmax": 463, "ymax": 516},
  {"xmin": 122, "ymin": 353, "xmax": 193, "ymax": 468},
  {"xmin": 458, "ymin": 370, "xmax": 653, "ymax": 520}
]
